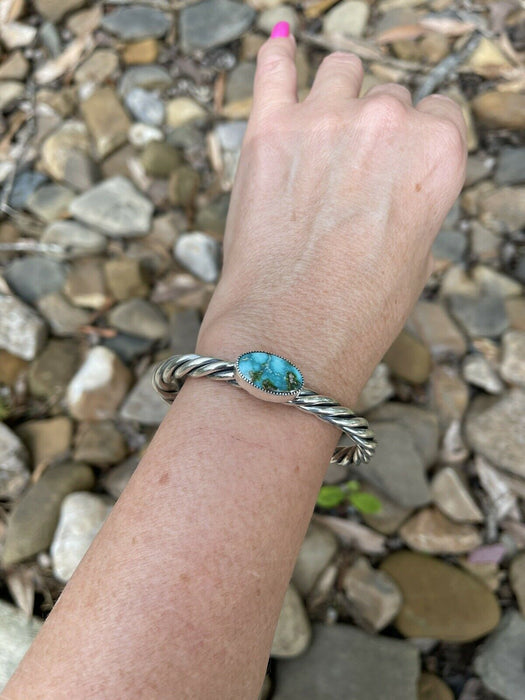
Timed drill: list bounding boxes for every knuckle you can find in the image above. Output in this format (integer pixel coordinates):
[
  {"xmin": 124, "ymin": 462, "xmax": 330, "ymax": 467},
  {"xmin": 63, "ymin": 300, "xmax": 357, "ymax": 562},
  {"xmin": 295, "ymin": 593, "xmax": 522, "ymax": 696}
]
[
  {"xmin": 321, "ymin": 51, "xmax": 363, "ymax": 73},
  {"xmin": 363, "ymin": 94, "xmax": 407, "ymax": 130},
  {"xmin": 434, "ymin": 117, "xmax": 465, "ymax": 156}
]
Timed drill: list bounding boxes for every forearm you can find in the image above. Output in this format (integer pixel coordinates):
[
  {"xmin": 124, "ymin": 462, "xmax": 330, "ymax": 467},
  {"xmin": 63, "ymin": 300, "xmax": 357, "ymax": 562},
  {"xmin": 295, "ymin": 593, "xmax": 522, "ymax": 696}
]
[{"xmin": 4, "ymin": 339, "xmax": 341, "ymax": 699}]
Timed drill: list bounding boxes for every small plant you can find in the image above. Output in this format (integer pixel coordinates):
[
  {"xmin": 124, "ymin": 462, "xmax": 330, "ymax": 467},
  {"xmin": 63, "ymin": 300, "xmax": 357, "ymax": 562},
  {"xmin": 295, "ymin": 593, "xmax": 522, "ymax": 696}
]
[{"xmin": 316, "ymin": 480, "xmax": 382, "ymax": 515}]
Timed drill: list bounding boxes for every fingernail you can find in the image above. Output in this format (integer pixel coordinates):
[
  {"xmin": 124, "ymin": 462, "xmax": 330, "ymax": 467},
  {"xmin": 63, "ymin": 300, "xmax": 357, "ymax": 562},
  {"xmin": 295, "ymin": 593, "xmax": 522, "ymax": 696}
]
[{"xmin": 270, "ymin": 21, "xmax": 290, "ymax": 38}]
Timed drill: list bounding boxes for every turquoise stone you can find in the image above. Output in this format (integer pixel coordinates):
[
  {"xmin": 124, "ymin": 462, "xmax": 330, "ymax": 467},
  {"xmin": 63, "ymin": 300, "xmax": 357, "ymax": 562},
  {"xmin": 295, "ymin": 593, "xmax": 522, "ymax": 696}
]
[{"xmin": 237, "ymin": 352, "xmax": 303, "ymax": 394}]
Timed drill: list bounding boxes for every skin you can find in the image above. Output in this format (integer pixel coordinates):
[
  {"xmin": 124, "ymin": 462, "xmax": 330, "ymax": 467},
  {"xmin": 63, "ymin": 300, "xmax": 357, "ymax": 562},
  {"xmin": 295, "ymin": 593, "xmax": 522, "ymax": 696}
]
[{"xmin": 3, "ymin": 31, "xmax": 467, "ymax": 700}]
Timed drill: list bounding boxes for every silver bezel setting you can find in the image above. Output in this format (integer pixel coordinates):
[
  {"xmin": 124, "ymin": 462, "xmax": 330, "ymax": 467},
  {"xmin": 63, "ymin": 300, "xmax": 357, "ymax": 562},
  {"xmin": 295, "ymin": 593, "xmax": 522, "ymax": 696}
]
[{"xmin": 234, "ymin": 351, "xmax": 304, "ymax": 404}]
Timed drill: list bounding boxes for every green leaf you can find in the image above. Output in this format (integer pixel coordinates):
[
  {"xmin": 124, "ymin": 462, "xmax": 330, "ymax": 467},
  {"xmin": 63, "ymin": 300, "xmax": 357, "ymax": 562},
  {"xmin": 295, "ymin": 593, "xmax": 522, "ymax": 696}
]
[
  {"xmin": 343, "ymin": 480, "xmax": 360, "ymax": 493},
  {"xmin": 317, "ymin": 485, "xmax": 346, "ymax": 509},
  {"xmin": 349, "ymin": 491, "xmax": 382, "ymax": 514}
]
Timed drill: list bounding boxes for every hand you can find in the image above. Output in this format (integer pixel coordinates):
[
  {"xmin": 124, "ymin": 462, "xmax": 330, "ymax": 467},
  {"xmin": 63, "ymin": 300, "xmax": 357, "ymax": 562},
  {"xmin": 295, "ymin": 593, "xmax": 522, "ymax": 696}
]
[{"xmin": 197, "ymin": 32, "xmax": 467, "ymax": 405}]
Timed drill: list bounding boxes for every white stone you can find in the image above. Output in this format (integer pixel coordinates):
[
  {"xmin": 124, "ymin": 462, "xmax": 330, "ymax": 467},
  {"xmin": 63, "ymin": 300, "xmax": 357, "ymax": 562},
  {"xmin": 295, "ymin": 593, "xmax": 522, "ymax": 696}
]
[
  {"xmin": 51, "ymin": 492, "xmax": 112, "ymax": 582},
  {"xmin": 431, "ymin": 467, "xmax": 483, "ymax": 524},
  {"xmin": 166, "ymin": 97, "xmax": 206, "ymax": 129},
  {"xmin": 0, "ymin": 22, "xmax": 37, "ymax": 49},
  {"xmin": 42, "ymin": 221, "xmax": 107, "ymax": 259},
  {"xmin": 120, "ymin": 365, "xmax": 170, "ymax": 426},
  {"xmin": 341, "ymin": 556, "xmax": 402, "ymax": 631},
  {"xmin": 66, "ymin": 346, "xmax": 131, "ymax": 420},
  {"xmin": 463, "ymin": 354, "xmax": 504, "ymax": 394},
  {"xmin": 323, "ymin": 1, "xmax": 370, "ymax": 38},
  {"xmin": 0, "ymin": 295, "xmax": 47, "ymax": 361},
  {"xmin": 174, "ymin": 232, "xmax": 221, "ymax": 283},
  {"xmin": 271, "ymin": 584, "xmax": 311, "ymax": 658},
  {"xmin": 292, "ymin": 522, "xmax": 338, "ymax": 597},
  {"xmin": 0, "ymin": 423, "xmax": 29, "ymax": 500},
  {"xmin": 129, "ymin": 123, "xmax": 164, "ymax": 148}
]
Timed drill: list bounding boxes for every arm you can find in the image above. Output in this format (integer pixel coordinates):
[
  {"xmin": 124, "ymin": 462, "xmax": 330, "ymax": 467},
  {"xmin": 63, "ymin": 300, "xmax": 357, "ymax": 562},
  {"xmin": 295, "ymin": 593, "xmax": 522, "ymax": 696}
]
[{"xmin": 4, "ymin": 25, "xmax": 467, "ymax": 700}]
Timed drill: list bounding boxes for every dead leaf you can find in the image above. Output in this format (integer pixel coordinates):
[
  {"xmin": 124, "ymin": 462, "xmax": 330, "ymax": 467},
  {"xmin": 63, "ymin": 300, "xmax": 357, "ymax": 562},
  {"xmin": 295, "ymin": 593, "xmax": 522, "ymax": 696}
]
[
  {"xmin": 34, "ymin": 36, "xmax": 93, "ymax": 85},
  {"xmin": 376, "ymin": 24, "xmax": 426, "ymax": 44},
  {"xmin": 419, "ymin": 17, "xmax": 476, "ymax": 37}
]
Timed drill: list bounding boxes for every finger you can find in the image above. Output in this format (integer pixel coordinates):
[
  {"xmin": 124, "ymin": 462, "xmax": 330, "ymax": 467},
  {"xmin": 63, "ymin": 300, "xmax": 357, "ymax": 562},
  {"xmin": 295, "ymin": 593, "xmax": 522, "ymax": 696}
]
[
  {"xmin": 416, "ymin": 94, "xmax": 468, "ymax": 145},
  {"xmin": 363, "ymin": 83, "xmax": 413, "ymax": 107},
  {"xmin": 251, "ymin": 23, "xmax": 298, "ymax": 116},
  {"xmin": 306, "ymin": 52, "xmax": 363, "ymax": 104}
]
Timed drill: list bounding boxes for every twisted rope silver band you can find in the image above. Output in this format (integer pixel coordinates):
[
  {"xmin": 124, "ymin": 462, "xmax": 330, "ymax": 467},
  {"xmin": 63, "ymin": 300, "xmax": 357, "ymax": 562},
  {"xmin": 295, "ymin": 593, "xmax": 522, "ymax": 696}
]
[{"xmin": 153, "ymin": 354, "xmax": 376, "ymax": 466}]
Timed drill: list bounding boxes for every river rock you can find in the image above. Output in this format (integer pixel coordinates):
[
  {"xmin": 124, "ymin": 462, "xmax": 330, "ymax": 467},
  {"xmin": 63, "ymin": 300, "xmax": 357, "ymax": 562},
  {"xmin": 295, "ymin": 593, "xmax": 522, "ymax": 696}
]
[
  {"xmin": 474, "ymin": 611, "xmax": 525, "ymax": 700},
  {"xmin": 291, "ymin": 522, "xmax": 338, "ymax": 597},
  {"xmin": 67, "ymin": 346, "xmax": 131, "ymax": 420},
  {"xmin": 465, "ymin": 390, "xmax": 525, "ymax": 478},
  {"xmin": 448, "ymin": 293, "xmax": 508, "ymax": 338},
  {"xmin": 4, "ymin": 170, "xmax": 47, "ymax": 209},
  {"xmin": 418, "ymin": 673, "xmax": 453, "ymax": 700},
  {"xmin": 42, "ymin": 221, "xmax": 107, "ymax": 259},
  {"xmin": 0, "ymin": 600, "xmax": 43, "ymax": 689},
  {"xmin": 4, "ymin": 257, "xmax": 66, "ymax": 305},
  {"xmin": 16, "ymin": 416, "xmax": 72, "ymax": 467},
  {"xmin": 341, "ymin": 556, "xmax": 402, "ymax": 631},
  {"xmin": 0, "ymin": 423, "xmax": 29, "ymax": 500},
  {"xmin": 479, "ymin": 187, "xmax": 525, "ymax": 233},
  {"xmin": 0, "ymin": 351, "xmax": 27, "ymax": 387},
  {"xmin": 367, "ymin": 402, "xmax": 439, "ymax": 468},
  {"xmin": 314, "ymin": 515, "xmax": 386, "ymax": 555},
  {"xmin": 70, "ymin": 176, "xmax": 153, "ymax": 237},
  {"xmin": 121, "ymin": 38, "xmax": 159, "ymax": 65},
  {"xmin": 408, "ymin": 301, "xmax": 467, "ymax": 359},
  {"xmin": 74, "ymin": 49, "xmax": 118, "ymax": 85},
  {"xmin": 2, "ymin": 461, "xmax": 95, "ymax": 566},
  {"xmin": 381, "ymin": 551, "xmax": 501, "ymax": 641},
  {"xmin": 431, "ymin": 467, "xmax": 483, "ymax": 523},
  {"xmin": 430, "ymin": 365, "xmax": 470, "ymax": 427},
  {"xmin": 51, "ymin": 491, "xmax": 112, "ymax": 582},
  {"xmin": 471, "ymin": 92, "xmax": 525, "ymax": 131},
  {"xmin": 0, "ymin": 295, "xmax": 47, "ymax": 361},
  {"xmin": 119, "ymin": 65, "xmax": 171, "ymax": 96},
  {"xmin": 38, "ymin": 291, "xmax": 90, "ymax": 336},
  {"xmin": 0, "ymin": 80, "xmax": 23, "ymax": 111},
  {"xmin": 120, "ymin": 364, "xmax": 170, "ymax": 425},
  {"xmin": 108, "ymin": 299, "xmax": 168, "ymax": 340},
  {"xmin": 0, "ymin": 50, "xmax": 29, "ymax": 81},
  {"xmin": 399, "ymin": 506, "xmax": 482, "ymax": 554},
  {"xmin": 271, "ymin": 584, "xmax": 311, "ymax": 658},
  {"xmin": 41, "ymin": 120, "xmax": 91, "ymax": 182},
  {"xmin": 355, "ymin": 363, "xmax": 394, "ymax": 413},
  {"xmin": 495, "ymin": 147, "xmax": 525, "ymax": 186},
  {"xmin": 105, "ymin": 258, "xmax": 148, "ymax": 301},
  {"xmin": 64, "ymin": 258, "xmax": 108, "ymax": 309},
  {"xmin": 140, "ymin": 141, "xmax": 181, "ymax": 177},
  {"xmin": 26, "ymin": 183, "xmax": 75, "ymax": 222},
  {"xmin": 463, "ymin": 353, "xmax": 504, "ymax": 394},
  {"xmin": 383, "ymin": 329, "xmax": 432, "ymax": 384},
  {"xmin": 28, "ymin": 338, "xmax": 80, "ymax": 399},
  {"xmin": 74, "ymin": 420, "xmax": 127, "ymax": 467},
  {"xmin": 34, "ymin": 0, "xmax": 85, "ymax": 23},
  {"xmin": 174, "ymin": 232, "xmax": 221, "ymax": 283},
  {"xmin": 125, "ymin": 87, "xmax": 165, "ymax": 127},
  {"xmin": 179, "ymin": 0, "xmax": 256, "ymax": 52},
  {"xmin": 274, "ymin": 623, "xmax": 419, "ymax": 700},
  {"xmin": 166, "ymin": 97, "xmax": 206, "ymax": 128},
  {"xmin": 501, "ymin": 331, "xmax": 525, "ymax": 387},
  {"xmin": 323, "ymin": 0, "xmax": 370, "ymax": 38},
  {"xmin": 360, "ymin": 484, "xmax": 412, "ymax": 535},
  {"xmin": 102, "ymin": 5, "xmax": 171, "ymax": 40},
  {"xmin": 81, "ymin": 87, "xmax": 131, "ymax": 159},
  {"xmin": 353, "ymin": 422, "xmax": 431, "ymax": 508}
]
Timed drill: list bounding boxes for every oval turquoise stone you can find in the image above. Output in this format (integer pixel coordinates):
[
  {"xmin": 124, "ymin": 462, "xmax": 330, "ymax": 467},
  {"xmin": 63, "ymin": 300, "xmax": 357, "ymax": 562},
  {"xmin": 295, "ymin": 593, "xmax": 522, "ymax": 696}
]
[{"xmin": 237, "ymin": 352, "xmax": 303, "ymax": 394}]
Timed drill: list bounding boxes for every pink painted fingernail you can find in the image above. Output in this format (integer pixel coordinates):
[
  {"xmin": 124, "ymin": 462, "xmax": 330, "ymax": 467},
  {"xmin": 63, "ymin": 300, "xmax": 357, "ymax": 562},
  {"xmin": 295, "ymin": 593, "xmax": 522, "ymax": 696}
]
[{"xmin": 270, "ymin": 21, "xmax": 290, "ymax": 38}]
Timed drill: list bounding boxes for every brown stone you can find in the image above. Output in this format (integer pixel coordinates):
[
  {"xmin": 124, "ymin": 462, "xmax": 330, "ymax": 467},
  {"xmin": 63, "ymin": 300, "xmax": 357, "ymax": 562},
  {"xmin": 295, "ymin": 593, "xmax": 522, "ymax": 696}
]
[
  {"xmin": 16, "ymin": 417, "xmax": 73, "ymax": 467},
  {"xmin": 418, "ymin": 673, "xmax": 453, "ymax": 700},
  {"xmin": 121, "ymin": 39, "xmax": 159, "ymax": 65},
  {"xmin": 0, "ymin": 350, "xmax": 28, "ymax": 386},
  {"xmin": 383, "ymin": 329, "xmax": 432, "ymax": 383},
  {"xmin": 471, "ymin": 92, "xmax": 525, "ymax": 131},
  {"xmin": 104, "ymin": 258, "xmax": 149, "ymax": 301},
  {"xmin": 81, "ymin": 87, "xmax": 131, "ymax": 159},
  {"xmin": 381, "ymin": 551, "xmax": 501, "ymax": 642},
  {"xmin": 399, "ymin": 506, "xmax": 482, "ymax": 554}
]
